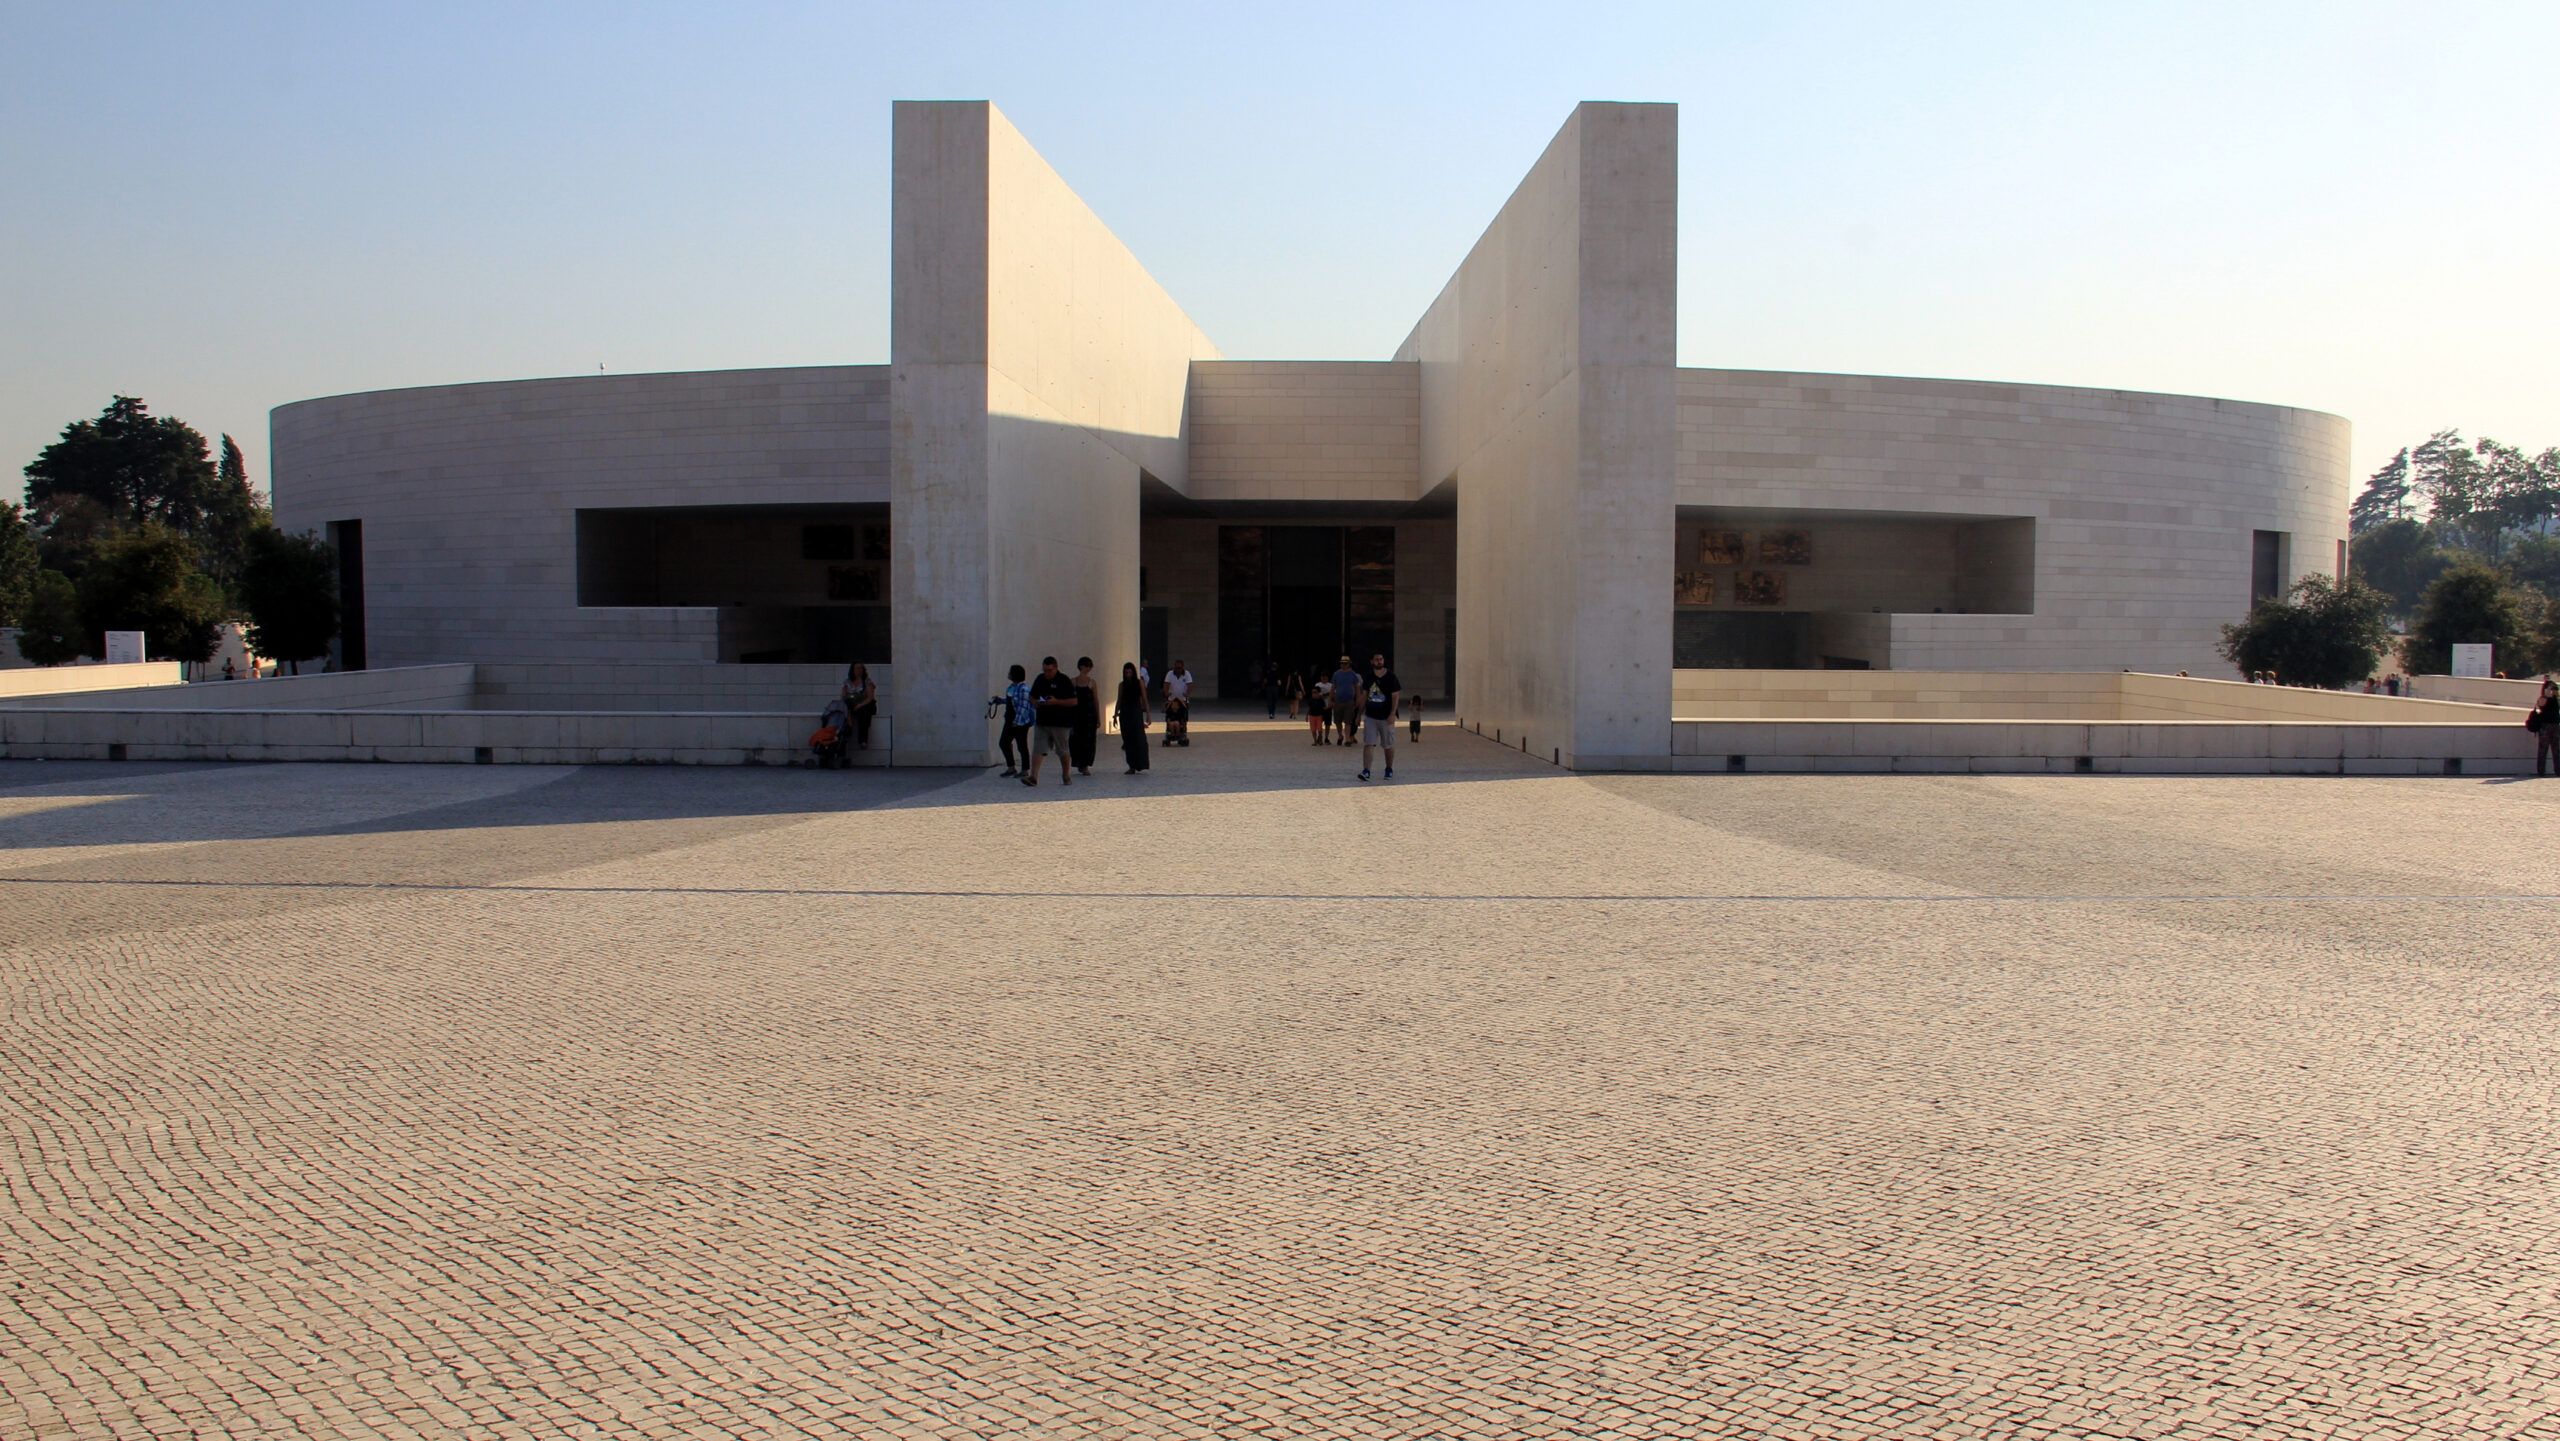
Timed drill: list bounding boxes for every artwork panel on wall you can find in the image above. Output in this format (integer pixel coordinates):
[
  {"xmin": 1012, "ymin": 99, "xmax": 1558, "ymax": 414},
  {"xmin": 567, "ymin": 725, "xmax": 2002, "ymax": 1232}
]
[
  {"xmin": 1674, "ymin": 571, "xmax": 1715, "ymax": 606},
  {"xmin": 827, "ymin": 565, "xmax": 883, "ymax": 602},
  {"xmin": 1759, "ymin": 529, "xmax": 1812, "ymax": 565},
  {"xmin": 1700, "ymin": 530, "xmax": 1747, "ymax": 566},
  {"xmin": 1734, "ymin": 570, "xmax": 1786, "ymax": 606}
]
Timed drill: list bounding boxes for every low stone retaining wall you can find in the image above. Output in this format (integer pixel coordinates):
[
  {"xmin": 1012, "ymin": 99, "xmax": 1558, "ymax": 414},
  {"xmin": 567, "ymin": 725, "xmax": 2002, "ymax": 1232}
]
[
  {"xmin": 0, "ymin": 706, "xmax": 870, "ymax": 766},
  {"xmin": 0, "ymin": 662, "xmax": 889, "ymax": 765},
  {"xmin": 1669, "ymin": 718, "xmax": 2536, "ymax": 775}
]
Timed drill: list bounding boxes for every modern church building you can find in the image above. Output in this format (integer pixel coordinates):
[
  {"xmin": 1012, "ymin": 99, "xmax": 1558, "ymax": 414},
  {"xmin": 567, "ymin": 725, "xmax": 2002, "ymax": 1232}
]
[{"xmin": 272, "ymin": 102, "xmax": 2351, "ymax": 770}]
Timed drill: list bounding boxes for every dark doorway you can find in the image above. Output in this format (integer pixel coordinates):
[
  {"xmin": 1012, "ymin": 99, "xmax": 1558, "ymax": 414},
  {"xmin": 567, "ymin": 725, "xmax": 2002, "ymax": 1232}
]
[
  {"xmin": 1141, "ymin": 606, "xmax": 1169, "ymax": 688},
  {"xmin": 326, "ymin": 519, "xmax": 365, "ymax": 671},
  {"xmin": 1217, "ymin": 525, "xmax": 1397, "ymax": 697}
]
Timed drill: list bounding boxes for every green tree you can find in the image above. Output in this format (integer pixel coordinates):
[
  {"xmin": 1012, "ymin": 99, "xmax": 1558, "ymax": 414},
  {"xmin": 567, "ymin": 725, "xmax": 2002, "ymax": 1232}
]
[
  {"xmin": 14, "ymin": 571, "xmax": 85, "ymax": 666},
  {"xmin": 236, "ymin": 528, "xmax": 338, "ymax": 670},
  {"xmin": 2401, "ymin": 562, "xmax": 2534, "ymax": 676},
  {"xmin": 2348, "ymin": 517, "xmax": 2448, "ymax": 619},
  {"xmin": 2219, "ymin": 574, "xmax": 2396, "ymax": 688},
  {"xmin": 198, "ymin": 434, "xmax": 268, "ymax": 591},
  {"xmin": 2528, "ymin": 592, "xmax": 2560, "ymax": 676},
  {"xmin": 23, "ymin": 397, "xmax": 221, "ymax": 534},
  {"xmin": 72, "ymin": 525, "xmax": 224, "ymax": 662},
  {"xmin": 2508, "ymin": 533, "xmax": 2560, "ymax": 601},
  {"xmin": 2349, "ymin": 448, "xmax": 2414, "ymax": 534},
  {"xmin": 0, "ymin": 501, "xmax": 38, "ymax": 629}
]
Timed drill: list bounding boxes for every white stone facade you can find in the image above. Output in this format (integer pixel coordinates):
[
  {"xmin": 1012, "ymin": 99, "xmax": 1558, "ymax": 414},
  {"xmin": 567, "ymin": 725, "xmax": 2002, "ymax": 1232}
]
[{"xmin": 270, "ymin": 100, "xmax": 2350, "ymax": 770}]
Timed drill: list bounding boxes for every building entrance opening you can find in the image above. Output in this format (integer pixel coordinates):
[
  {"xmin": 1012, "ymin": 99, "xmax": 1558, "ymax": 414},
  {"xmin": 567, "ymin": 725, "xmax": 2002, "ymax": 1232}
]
[{"xmin": 1215, "ymin": 525, "xmax": 1394, "ymax": 697}]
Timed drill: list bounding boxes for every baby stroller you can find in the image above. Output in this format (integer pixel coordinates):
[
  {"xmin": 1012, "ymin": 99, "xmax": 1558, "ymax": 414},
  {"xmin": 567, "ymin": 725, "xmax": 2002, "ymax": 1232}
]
[
  {"xmin": 1164, "ymin": 696, "xmax": 1191, "ymax": 746},
  {"xmin": 810, "ymin": 698, "xmax": 852, "ymax": 769}
]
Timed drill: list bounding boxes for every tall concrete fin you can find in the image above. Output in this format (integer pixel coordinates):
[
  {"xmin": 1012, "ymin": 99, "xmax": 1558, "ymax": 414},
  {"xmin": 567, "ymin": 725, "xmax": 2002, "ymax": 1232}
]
[
  {"xmin": 890, "ymin": 100, "xmax": 1219, "ymax": 765},
  {"xmin": 1397, "ymin": 102, "xmax": 1676, "ymax": 770}
]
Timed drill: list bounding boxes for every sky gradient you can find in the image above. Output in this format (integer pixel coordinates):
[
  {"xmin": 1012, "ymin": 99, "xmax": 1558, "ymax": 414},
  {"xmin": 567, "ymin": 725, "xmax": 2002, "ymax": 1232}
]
[{"xmin": 5, "ymin": 1, "xmax": 2555, "ymax": 501}]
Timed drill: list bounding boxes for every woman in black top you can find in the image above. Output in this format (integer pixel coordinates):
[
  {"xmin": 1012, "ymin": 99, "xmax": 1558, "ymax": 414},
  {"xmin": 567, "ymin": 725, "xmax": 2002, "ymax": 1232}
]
[
  {"xmin": 841, "ymin": 662, "xmax": 879, "ymax": 749},
  {"xmin": 2532, "ymin": 678, "xmax": 2559, "ymax": 777},
  {"xmin": 1116, "ymin": 663, "xmax": 1150, "ymax": 774}
]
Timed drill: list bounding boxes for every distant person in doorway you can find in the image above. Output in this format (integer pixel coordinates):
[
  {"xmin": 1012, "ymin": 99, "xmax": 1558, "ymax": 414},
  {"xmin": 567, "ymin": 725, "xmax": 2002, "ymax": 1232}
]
[
  {"xmin": 1330, "ymin": 656, "xmax": 1362, "ymax": 746},
  {"xmin": 1308, "ymin": 674, "xmax": 1332, "ymax": 744},
  {"xmin": 841, "ymin": 661, "xmax": 879, "ymax": 749},
  {"xmin": 1262, "ymin": 658, "xmax": 1281, "ymax": 719},
  {"xmin": 997, "ymin": 664, "xmax": 1033, "ymax": 776},
  {"xmin": 1357, "ymin": 653, "xmax": 1401, "ymax": 782},
  {"xmin": 1285, "ymin": 668, "xmax": 1307, "ymax": 720},
  {"xmin": 1025, "ymin": 656, "xmax": 1078, "ymax": 786},
  {"xmin": 1117, "ymin": 662, "xmax": 1151, "ymax": 774},
  {"xmin": 1070, "ymin": 657, "xmax": 1101, "ymax": 775},
  {"xmin": 1407, "ymin": 692, "xmax": 1424, "ymax": 742},
  {"xmin": 1163, "ymin": 660, "xmax": 1194, "ymax": 746},
  {"xmin": 2532, "ymin": 679, "xmax": 2559, "ymax": 776}
]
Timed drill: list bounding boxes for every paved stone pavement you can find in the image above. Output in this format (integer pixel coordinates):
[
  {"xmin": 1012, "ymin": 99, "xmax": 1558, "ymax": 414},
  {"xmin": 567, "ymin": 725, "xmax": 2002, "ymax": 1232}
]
[{"xmin": 4, "ymin": 720, "xmax": 2559, "ymax": 1440}]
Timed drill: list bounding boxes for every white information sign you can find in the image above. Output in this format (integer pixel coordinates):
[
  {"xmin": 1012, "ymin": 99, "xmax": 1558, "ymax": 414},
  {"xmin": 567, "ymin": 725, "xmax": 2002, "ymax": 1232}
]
[
  {"xmin": 104, "ymin": 631, "xmax": 145, "ymax": 666},
  {"xmin": 2451, "ymin": 643, "xmax": 2494, "ymax": 678}
]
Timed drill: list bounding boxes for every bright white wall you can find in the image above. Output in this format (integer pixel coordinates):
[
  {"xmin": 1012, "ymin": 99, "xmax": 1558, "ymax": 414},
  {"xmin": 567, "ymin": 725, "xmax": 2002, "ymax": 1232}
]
[
  {"xmin": 273, "ymin": 366, "xmax": 891, "ymax": 668},
  {"xmin": 1396, "ymin": 102, "xmax": 1676, "ymax": 769},
  {"xmin": 1674, "ymin": 369, "xmax": 2352, "ymax": 675},
  {"xmin": 890, "ymin": 100, "xmax": 1218, "ymax": 765}
]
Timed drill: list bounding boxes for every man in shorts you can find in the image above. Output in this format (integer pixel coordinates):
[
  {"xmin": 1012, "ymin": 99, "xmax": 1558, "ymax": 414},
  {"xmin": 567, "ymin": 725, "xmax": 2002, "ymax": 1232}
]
[
  {"xmin": 1024, "ymin": 655, "xmax": 1079, "ymax": 786},
  {"xmin": 1328, "ymin": 655, "xmax": 1361, "ymax": 747},
  {"xmin": 1356, "ymin": 652, "xmax": 1400, "ymax": 782},
  {"xmin": 1162, "ymin": 659, "xmax": 1194, "ymax": 746}
]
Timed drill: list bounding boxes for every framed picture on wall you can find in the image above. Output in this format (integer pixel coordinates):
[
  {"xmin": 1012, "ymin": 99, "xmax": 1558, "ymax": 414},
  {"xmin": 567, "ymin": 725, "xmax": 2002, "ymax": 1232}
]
[
  {"xmin": 1699, "ymin": 529, "xmax": 1747, "ymax": 565},
  {"xmin": 1734, "ymin": 570, "xmax": 1786, "ymax": 606},
  {"xmin": 828, "ymin": 565, "xmax": 883, "ymax": 602},
  {"xmin": 1674, "ymin": 571, "xmax": 1715, "ymax": 605},
  {"xmin": 1759, "ymin": 529, "xmax": 1812, "ymax": 565}
]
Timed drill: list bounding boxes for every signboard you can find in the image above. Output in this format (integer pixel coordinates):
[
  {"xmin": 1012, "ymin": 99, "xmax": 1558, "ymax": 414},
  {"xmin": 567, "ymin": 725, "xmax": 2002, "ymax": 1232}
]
[
  {"xmin": 103, "ymin": 631, "xmax": 145, "ymax": 666},
  {"xmin": 2451, "ymin": 643, "xmax": 2494, "ymax": 678}
]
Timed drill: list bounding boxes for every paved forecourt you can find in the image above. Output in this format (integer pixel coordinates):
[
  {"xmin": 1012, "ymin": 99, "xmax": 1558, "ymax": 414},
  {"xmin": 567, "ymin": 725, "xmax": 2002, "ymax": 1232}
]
[{"xmin": 3, "ymin": 720, "xmax": 2557, "ymax": 1439}]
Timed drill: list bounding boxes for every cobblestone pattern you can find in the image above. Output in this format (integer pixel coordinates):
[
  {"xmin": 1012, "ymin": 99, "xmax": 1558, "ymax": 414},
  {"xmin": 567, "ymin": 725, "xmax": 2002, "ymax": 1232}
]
[{"xmin": 2, "ymin": 730, "xmax": 2557, "ymax": 1439}]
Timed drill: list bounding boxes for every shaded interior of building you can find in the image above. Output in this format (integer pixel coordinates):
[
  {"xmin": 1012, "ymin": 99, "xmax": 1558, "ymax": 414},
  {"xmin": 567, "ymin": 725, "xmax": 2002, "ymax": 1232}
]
[
  {"xmin": 1673, "ymin": 508, "xmax": 2035, "ymax": 670},
  {"xmin": 561, "ymin": 498, "xmax": 2039, "ymax": 685},
  {"xmin": 576, "ymin": 504, "xmax": 894, "ymax": 665}
]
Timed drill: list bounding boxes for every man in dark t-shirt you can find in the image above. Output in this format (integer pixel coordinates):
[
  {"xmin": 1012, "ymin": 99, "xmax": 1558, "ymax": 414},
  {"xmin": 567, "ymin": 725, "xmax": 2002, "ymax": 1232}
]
[
  {"xmin": 1357, "ymin": 652, "xmax": 1401, "ymax": 782},
  {"xmin": 1025, "ymin": 656, "xmax": 1080, "ymax": 787}
]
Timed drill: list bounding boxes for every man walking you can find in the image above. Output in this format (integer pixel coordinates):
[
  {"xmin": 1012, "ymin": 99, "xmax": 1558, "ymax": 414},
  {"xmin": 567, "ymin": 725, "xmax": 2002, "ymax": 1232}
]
[
  {"xmin": 1329, "ymin": 655, "xmax": 1361, "ymax": 747},
  {"xmin": 1357, "ymin": 652, "xmax": 1401, "ymax": 782},
  {"xmin": 1024, "ymin": 656, "xmax": 1079, "ymax": 787}
]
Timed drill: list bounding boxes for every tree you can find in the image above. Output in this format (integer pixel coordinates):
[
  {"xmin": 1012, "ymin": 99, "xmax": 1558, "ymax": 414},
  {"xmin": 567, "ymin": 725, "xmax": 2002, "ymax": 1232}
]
[
  {"xmin": 2218, "ymin": 574, "xmax": 2395, "ymax": 688},
  {"xmin": 198, "ymin": 434, "xmax": 269, "ymax": 591},
  {"xmin": 2348, "ymin": 517, "xmax": 2448, "ymax": 619},
  {"xmin": 236, "ymin": 528, "xmax": 338, "ymax": 669},
  {"xmin": 14, "ymin": 571, "xmax": 85, "ymax": 666},
  {"xmin": 2349, "ymin": 448, "xmax": 2414, "ymax": 534},
  {"xmin": 22, "ymin": 397, "xmax": 221, "ymax": 535},
  {"xmin": 72, "ymin": 524, "xmax": 224, "ymax": 662},
  {"xmin": 2528, "ymin": 592, "xmax": 2560, "ymax": 677},
  {"xmin": 2401, "ymin": 562, "xmax": 2534, "ymax": 676},
  {"xmin": 0, "ymin": 501, "xmax": 38, "ymax": 629}
]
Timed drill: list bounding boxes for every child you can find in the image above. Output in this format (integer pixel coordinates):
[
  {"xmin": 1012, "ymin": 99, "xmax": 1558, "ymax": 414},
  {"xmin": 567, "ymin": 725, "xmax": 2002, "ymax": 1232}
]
[
  {"xmin": 1407, "ymin": 692, "xmax": 1424, "ymax": 742},
  {"xmin": 1308, "ymin": 677, "xmax": 1331, "ymax": 744}
]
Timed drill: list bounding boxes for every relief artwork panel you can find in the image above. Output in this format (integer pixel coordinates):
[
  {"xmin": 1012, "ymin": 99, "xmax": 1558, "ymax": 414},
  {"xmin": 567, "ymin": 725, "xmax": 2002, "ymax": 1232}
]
[
  {"xmin": 1674, "ymin": 571, "xmax": 1715, "ymax": 606},
  {"xmin": 1699, "ymin": 529, "xmax": 1748, "ymax": 566},
  {"xmin": 1734, "ymin": 570, "xmax": 1786, "ymax": 606},
  {"xmin": 1758, "ymin": 529, "xmax": 1812, "ymax": 565}
]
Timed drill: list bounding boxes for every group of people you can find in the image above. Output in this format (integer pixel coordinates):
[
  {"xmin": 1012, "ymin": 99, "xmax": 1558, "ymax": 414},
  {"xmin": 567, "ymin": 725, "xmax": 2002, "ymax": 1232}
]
[
  {"xmin": 992, "ymin": 658, "xmax": 1198, "ymax": 785},
  {"xmin": 818, "ymin": 650, "xmax": 1414, "ymax": 784},
  {"xmin": 1278, "ymin": 656, "xmax": 1422, "ymax": 753}
]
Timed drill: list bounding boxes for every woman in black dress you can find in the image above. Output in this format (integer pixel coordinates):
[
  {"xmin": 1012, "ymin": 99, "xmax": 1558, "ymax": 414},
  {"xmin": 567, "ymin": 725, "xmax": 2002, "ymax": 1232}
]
[
  {"xmin": 1115, "ymin": 662, "xmax": 1150, "ymax": 774},
  {"xmin": 1070, "ymin": 656, "xmax": 1102, "ymax": 775}
]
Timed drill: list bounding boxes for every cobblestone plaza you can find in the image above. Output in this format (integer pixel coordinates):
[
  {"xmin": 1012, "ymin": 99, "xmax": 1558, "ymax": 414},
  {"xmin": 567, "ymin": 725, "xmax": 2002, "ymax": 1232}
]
[{"xmin": 4, "ymin": 723, "xmax": 2557, "ymax": 1438}]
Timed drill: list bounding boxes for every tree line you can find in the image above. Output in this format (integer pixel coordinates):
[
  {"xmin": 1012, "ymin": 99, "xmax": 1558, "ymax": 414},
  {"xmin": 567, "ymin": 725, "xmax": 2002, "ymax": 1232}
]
[
  {"xmin": 1, "ymin": 397, "xmax": 340, "ymax": 668},
  {"xmin": 2222, "ymin": 430, "xmax": 2560, "ymax": 687}
]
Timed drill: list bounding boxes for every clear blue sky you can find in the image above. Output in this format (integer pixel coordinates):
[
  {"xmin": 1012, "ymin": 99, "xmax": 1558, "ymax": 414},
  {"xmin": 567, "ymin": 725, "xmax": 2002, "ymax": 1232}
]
[{"xmin": 5, "ymin": 1, "xmax": 2554, "ymax": 500}]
